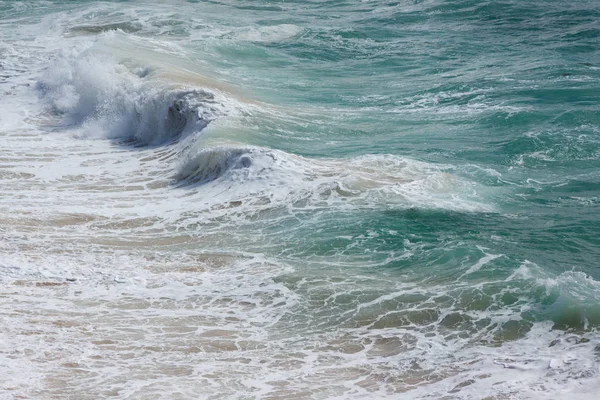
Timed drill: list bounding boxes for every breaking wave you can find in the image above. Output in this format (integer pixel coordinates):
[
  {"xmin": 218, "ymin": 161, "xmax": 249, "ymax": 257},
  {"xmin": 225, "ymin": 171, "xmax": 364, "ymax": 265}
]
[
  {"xmin": 175, "ymin": 145, "xmax": 495, "ymax": 213},
  {"xmin": 36, "ymin": 50, "xmax": 229, "ymax": 145}
]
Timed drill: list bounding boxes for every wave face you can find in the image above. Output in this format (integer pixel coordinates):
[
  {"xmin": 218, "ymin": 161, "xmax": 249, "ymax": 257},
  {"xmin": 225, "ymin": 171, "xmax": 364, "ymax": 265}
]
[{"xmin": 1, "ymin": 1, "xmax": 600, "ymax": 399}]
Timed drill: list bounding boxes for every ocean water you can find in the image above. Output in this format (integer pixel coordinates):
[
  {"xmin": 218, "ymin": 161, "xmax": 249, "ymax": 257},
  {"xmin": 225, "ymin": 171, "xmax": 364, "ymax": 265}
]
[{"xmin": 0, "ymin": 0, "xmax": 599, "ymax": 398}]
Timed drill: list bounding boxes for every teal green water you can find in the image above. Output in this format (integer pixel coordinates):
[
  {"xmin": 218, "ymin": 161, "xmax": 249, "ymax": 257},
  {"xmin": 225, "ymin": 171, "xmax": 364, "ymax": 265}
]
[
  {"xmin": 188, "ymin": 0, "xmax": 600, "ymax": 326},
  {"xmin": 1, "ymin": 0, "xmax": 599, "ymax": 398}
]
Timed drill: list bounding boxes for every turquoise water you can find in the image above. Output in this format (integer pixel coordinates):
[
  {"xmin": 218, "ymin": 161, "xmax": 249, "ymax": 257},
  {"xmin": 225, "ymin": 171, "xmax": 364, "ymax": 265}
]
[{"xmin": 1, "ymin": 0, "xmax": 599, "ymax": 398}]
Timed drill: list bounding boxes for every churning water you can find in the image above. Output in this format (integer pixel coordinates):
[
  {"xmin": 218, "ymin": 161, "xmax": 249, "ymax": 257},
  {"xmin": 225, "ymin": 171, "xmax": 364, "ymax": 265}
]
[{"xmin": 1, "ymin": 1, "xmax": 599, "ymax": 398}]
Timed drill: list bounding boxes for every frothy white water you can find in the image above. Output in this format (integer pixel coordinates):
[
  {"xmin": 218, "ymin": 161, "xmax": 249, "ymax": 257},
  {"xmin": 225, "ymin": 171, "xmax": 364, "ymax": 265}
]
[{"xmin": 2, "ymin": 250, "xmax": 599, "ymax": 399}]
